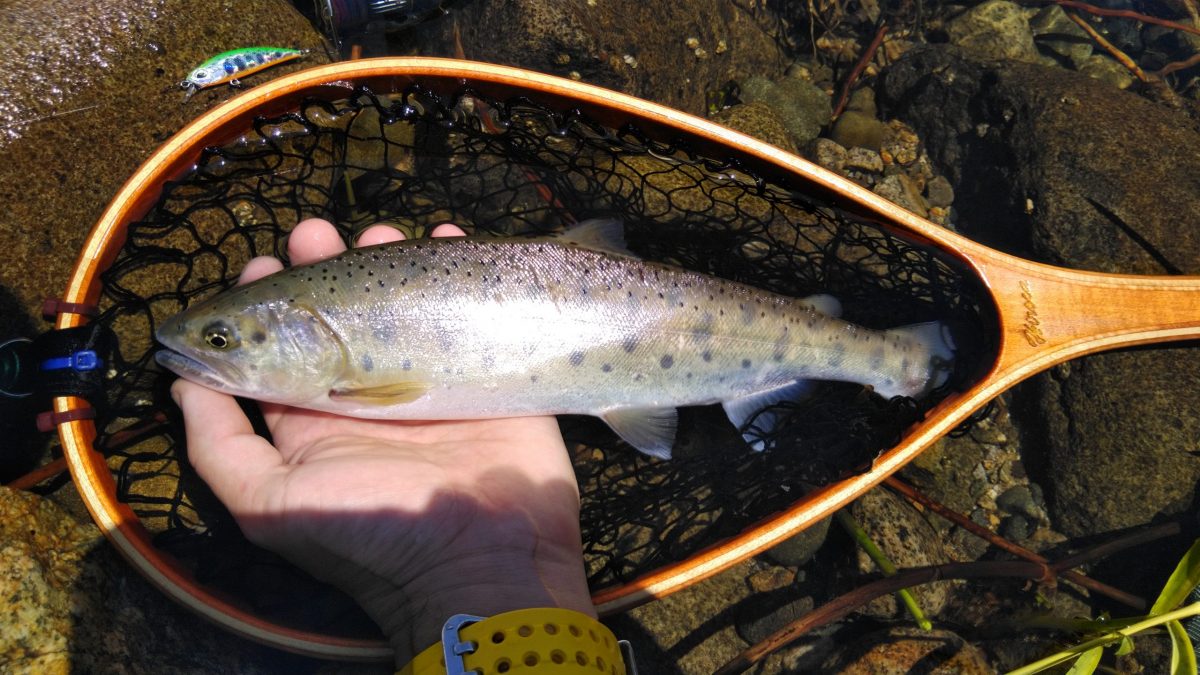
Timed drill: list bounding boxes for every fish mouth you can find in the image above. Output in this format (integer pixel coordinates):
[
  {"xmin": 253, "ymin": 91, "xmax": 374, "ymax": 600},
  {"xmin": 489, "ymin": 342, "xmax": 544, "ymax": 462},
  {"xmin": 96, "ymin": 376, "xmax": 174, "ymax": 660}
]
[{"xmin": 154, "ymin": 348, "xmax": 243, "ymax": 394}]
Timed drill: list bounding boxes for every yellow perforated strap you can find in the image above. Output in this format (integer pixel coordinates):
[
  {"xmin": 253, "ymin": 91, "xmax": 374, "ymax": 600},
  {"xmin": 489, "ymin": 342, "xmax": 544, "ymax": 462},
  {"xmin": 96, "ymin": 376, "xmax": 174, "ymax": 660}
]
[{"xmin": 397, "ymin": 608, "xmax": 627, "ymax": 675}]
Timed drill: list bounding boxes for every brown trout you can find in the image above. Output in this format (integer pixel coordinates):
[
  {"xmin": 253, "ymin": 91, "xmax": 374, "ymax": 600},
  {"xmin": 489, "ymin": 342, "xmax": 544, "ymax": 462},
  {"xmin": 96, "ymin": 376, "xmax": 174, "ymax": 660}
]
[{"xmin": 155, "ymin": 220, "xmax": 955, "ymax": 458}]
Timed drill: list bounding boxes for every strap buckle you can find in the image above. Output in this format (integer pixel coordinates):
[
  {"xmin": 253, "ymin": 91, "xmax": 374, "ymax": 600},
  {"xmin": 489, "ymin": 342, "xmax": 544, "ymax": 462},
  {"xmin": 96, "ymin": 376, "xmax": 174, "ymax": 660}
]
[{"xmin": 441, "ymin": 614, "xmax": 486, "ymax": 675}]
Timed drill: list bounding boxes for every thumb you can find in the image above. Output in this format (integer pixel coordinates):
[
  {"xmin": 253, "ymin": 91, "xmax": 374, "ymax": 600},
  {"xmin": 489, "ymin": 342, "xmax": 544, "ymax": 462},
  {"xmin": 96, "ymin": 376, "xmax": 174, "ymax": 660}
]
[{"xmin": 172, "ymin": 379, "xmax": 283, "ymax": 515}]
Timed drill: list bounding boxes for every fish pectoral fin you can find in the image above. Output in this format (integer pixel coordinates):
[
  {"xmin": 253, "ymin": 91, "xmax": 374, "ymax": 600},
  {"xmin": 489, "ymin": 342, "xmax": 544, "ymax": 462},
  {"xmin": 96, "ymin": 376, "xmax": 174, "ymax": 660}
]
[
  {"xmin": 557, "ymin": 218, "xmax": 641, "ymax": 259},
  {"xmin": 601, "ymin": 406, "xmax": 678, "ymax": 460},
  {"xmin": 329, "ymin": 381, "xmax": 429, "ymax": 405},
  {"xmin": 722, "ymin": 380, "xmax": 817, "ymax": 452}
]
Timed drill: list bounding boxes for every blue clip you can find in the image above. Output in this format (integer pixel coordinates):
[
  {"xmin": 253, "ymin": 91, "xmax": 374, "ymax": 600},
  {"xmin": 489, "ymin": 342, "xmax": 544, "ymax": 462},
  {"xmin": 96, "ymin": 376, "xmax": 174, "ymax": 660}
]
[
  {"xmin": 41, "ymin": 350, "xmax": 100, "ymax": 373},
  {"xmin": 442, "ymin": 614, "xmax": 485, "ymax": 675}
]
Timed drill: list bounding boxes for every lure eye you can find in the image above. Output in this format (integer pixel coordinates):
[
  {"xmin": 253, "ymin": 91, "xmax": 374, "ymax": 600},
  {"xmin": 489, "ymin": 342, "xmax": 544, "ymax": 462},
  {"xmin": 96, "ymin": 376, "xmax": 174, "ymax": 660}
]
[
  {"xmin": 203, "ymin": 323, "xmax": 236, "ymax": 350},
  {"xmin": 191, "ymin": 70, "xmax": 209, "ymax": 81}
]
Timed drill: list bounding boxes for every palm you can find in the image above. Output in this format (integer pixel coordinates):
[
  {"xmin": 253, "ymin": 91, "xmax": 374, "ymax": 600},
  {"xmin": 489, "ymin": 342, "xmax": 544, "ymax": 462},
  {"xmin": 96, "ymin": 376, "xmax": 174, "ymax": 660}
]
[{"xmin": 172, "ymin": 219, "xmax": 594, "ymax": 662}]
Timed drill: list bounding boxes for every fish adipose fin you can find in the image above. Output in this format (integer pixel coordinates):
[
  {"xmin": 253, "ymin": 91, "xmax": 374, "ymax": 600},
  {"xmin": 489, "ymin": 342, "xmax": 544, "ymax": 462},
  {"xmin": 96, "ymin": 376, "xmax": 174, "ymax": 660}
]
[
  {"xmin": 559, "ymin": 218, "xmax": 641, "ymax": 259},
  {"xmin": 799, "ymin": 293, "xmax": 842, "ymax": 318},
  {"xmin": 602, "ymin": 406, "xmax": 678, "ymax": 460},
  {"xmin": 722, "ymin": 380, "xmax": 817, "ymax": 452},
  {"xmin": 329, "ymin": 381, "xmax": 429, "ymax": 405}
]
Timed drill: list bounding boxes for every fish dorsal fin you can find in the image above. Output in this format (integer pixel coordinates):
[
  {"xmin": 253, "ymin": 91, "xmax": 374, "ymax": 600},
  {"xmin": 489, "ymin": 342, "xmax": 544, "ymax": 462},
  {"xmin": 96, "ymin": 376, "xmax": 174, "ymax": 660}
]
[
  {"xmin": 601, "ymin": 406, "xmax": 678, "ymax": 460},
  {"xmin": 722, "ymin": 380, "xmax": 817, "ymax": 452},
  {"xmin": 329, "ymin": 381, "xmax": 429, "ymax": 405},
  {"xmin": 559, "ymin": 218, "xmax": 640, "ymax": 259},
  {"xmin": 799, "ymin": 293, "xmax": 842, "ymax": 317}
]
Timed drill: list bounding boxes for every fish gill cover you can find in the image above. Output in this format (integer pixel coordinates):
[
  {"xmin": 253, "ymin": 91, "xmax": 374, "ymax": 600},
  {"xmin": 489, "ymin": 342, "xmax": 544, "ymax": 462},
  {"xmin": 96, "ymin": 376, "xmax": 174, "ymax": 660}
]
[{"xmin": 90, "ymin": 84, "xmax": 995, "ymax": 637}]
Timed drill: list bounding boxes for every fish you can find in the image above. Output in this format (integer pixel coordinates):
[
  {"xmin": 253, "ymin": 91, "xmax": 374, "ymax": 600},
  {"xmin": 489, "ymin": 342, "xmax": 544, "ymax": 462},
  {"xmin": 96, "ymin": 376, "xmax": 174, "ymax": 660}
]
[
  {"xmin": 180, "ymin": 47, "xmax": 306, "ymax": 98},
  {"xmin": 154, "ymin": 219, "xmax": 956, "ymax": 459}
]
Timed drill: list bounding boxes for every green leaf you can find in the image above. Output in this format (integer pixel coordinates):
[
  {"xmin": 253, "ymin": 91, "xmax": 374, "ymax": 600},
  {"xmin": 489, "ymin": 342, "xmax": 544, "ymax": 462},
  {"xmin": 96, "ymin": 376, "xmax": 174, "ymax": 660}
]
[
  {"xmin": 1065, "ymin": 646, "xmax": 1103, "ymax": 675},
  {"xmin": 1167, "ymin": 619, "xmax": 1198, "ymax": 675},
  {"xmin": 1115, "ymin": 635, "xmax": 1134, "ymax": 657},
  {"xmin": 1151, "ymin": 538, "xmax": 1200, "ymax": 616}
]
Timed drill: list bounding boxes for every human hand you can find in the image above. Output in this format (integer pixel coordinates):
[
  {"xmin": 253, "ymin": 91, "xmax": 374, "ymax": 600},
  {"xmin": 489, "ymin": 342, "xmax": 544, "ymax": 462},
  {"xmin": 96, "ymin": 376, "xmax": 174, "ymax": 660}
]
[{"xmin": 171, "ymin": 218, "xmax": 594, "ymax": 665}]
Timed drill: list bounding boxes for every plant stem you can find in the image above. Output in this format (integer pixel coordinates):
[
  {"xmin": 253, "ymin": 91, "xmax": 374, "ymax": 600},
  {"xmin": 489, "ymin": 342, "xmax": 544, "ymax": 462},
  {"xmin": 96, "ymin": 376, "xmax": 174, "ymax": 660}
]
[
  {"xmin": 834, "ymin": 509, "xmax": 932, "ymax": 630},
  {"xmin": 1006, "ymin": 601, "xmax": 1200, "ymax": 675}
]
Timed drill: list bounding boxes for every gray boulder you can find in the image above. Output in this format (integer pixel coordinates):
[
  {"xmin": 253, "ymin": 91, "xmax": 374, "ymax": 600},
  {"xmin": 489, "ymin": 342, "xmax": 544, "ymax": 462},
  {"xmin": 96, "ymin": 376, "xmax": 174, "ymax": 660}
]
[{"xmin": 880, "ymin": 46, "xmax": 1200, "ymax": 537}]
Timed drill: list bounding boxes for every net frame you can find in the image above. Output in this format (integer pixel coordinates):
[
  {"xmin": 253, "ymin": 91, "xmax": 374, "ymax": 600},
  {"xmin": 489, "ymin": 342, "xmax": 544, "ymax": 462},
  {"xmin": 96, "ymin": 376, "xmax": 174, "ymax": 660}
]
[{"xmin": 54, "ymin": 58, "xmax": 1006, "ymax": 660}]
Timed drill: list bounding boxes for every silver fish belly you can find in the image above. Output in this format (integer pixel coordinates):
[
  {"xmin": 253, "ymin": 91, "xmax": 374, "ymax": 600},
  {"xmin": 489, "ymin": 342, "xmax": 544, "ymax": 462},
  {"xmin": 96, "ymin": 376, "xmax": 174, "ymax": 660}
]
[{"xmin": 156, "ymin": 220, "xmax": 955, "ymax": 459}]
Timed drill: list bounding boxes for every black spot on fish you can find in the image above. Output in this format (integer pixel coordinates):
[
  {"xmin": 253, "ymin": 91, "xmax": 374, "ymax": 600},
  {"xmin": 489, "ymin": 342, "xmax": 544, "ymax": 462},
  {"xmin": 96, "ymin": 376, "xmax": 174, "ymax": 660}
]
[
  {"xmin": 402, "ymin": 359, "xmax": 412, "ymax": 371},
  {"xmin": 742, "ymin": 359, "xmax": 752, "ymax": 369},
  {"xmin": 623, "ymin": 336, "xmax": 639, "ymax": 353},
  {"xmin": 530, "ymin": 375, "xmax": 539, "ymax": 383},
  {"xmin": 660, "ymin": 355, "xmax": 674, "ymax": 369},
  {"xmin": 773, "ymin": 352, "xmax": 784, "ymax": 363},
  {"xmin": 601, "ymin": 363, "xmax": 612, "ymax": 373},
  {"xmin": 702, "ymin": 350, "xmax": 713, "ymax": 362},
  {"xmin": 251, "ymin": 331, "xmax": 266, "ymax": 344},
  {"xmin": 329, "ymin": 287, "xmax": 336, "ymax": 293},
  {"xmin": 361, "ymin": 354, "xmax": 374, "ymax": 372},
  {"xmin": 569, "ymin": 351, "xmax": 585, "ymax": 366}
]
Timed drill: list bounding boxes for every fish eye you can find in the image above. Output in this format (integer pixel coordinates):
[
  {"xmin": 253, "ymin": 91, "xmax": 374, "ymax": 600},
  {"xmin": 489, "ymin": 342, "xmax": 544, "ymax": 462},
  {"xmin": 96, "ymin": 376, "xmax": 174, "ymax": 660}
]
[{"xmin": 203, "ymin": 323, "xmax": 237, "ymax": 350}]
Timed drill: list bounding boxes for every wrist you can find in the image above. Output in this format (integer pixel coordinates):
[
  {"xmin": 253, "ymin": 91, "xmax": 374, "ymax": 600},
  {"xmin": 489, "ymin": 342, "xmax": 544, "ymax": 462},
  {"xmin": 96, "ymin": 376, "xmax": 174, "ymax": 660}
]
[
  {"xmin": 397, "ymin": 608, "xmax": 627, "ymax": 675},
  {"xmin": 381, "ymin": 552, "xmax": 596, "ymax": 666}
]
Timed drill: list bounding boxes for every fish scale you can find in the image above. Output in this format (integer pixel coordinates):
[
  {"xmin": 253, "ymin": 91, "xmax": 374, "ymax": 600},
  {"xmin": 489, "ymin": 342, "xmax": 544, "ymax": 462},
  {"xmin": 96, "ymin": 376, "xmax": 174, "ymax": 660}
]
[{"xmin": 156, "ymin": 220, "xmax": 955, "ymax": 459}]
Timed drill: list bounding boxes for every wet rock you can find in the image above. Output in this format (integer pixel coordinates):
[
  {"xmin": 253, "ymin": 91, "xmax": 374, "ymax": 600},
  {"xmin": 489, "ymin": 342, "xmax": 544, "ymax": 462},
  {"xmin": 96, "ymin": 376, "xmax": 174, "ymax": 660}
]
[
  {"xmin": 710, "ymin": 101, "xmax": 798, "ymax": 154},
  {"xmin": 999, "ymin": 514, "xmax": 1030, "ymax": 541},
  {"xmin": 873, "ymin": 174, "xmax": 928, "ymax": 217},
  {"xmin": 880, "ymin": 119, "xmax": 922, "ymax": 166},
  {"xmin": 1079, "ymin": 54, "xmax": 1137, "ymax": 90},
  {"xmin": 844, "ymin": 147, "xmax": 884, "ymax": 174},
  {"xmin": 762, "ymin": 515, "xmax": 833, "ymax": 567},
  {"xmin": 810, "ymin": 137, "xmax": 848, "ymax": 173},
  {"xmin": 995, "ymin": 485, "xmax": 1039, "ymax": 519},
  {"xmin": 946, "ymin": 0, "xmax": 1039, "ymax": 62},
  {"xmin": 747, "ymin": 565, "xmax": 796, "ymax": 593},
  {"xmin": 823, "ymin": 626, "xmax": 995, "ymax": 674},
  {"xmin": 925, "ymin": 174, "xmax": 956, "ymax": 208},
  {"xmin": 846, "ymin": 87, "xmax": 878, "ymax": 117},
  {"xmin": 408, "ymin": 0, "xmax": 790, "ymax": 116},
  {"xmin": 880, "ymin": 46, "xmax": 1200, "ymax": 538},
  {"xmin": 850, "ymin": 489, "xmax": 955, "ymax": 620},
  {"xmin": 1030, "ymin": 5, "xmax": 1093, "ymax": 69},
  {"xmin": 0, "ymin": 0, "xmax": 328, "ymax": 339},
  {"xmin": 740, "ymin": 75, "xmax": 833, "ymax": 146},
  {"xmin": 830, "ymin": 110, "xmax": 887, "ymax": 151},
  {"xmin": 0, "ymin": 487, "xmax": 305, "ymax": 672}
]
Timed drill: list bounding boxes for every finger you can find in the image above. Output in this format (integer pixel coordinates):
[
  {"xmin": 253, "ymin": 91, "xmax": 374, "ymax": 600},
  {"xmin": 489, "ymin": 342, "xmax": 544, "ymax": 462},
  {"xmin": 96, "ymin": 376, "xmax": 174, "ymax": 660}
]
[
  {"xmin": 431, "ymin": 223, "xmax": 466, "ymax": 238},
  {"xmin": 356, "ymin": 224, "xmax": 406, "ymax": 247},
  {"xmin": 288, "ymin": 218, "xmax": 347, "ymax": 264},
  {"xmin": 239, "ymin": 256, "xmax": 284, "ymax": 285},
  {"xmin": 172, "ymin": 379, "xmax": 283, "ymax": 512}
]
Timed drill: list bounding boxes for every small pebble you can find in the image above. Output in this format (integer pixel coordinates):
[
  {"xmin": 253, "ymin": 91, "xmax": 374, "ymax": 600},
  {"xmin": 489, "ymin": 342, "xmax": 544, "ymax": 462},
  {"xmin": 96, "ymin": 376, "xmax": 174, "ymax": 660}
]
[
  {"xmin": 843, "ymin": 146, "xmax": 884, "ymax": 173},
  {"xmin": 925, "ymin": 175, "xmax": 956, "ymax": 207}
]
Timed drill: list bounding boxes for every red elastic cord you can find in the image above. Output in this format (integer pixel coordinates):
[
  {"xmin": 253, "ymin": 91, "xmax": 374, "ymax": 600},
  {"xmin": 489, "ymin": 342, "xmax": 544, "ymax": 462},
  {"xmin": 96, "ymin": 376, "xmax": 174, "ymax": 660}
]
[
  {"xmin": 42, "ymin": 298, "xmax": 100, "ymax": 320},
  {"xmin": 36, "ymin": 407, "xmax": 96, "ymax": 432}
]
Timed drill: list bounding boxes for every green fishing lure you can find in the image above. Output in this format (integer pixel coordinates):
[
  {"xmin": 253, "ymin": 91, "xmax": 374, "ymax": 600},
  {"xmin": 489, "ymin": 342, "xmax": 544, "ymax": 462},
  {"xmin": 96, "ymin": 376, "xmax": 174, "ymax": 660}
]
[{"xmin": 181, "ymin": 47, "xmax": 305, "ymax": 97}]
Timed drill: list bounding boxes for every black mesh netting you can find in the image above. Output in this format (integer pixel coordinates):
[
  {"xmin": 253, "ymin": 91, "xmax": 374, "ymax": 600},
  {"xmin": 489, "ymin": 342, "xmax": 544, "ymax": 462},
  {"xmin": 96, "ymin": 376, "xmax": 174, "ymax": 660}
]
[{"xmin": 88, "ymin": 84, "xmax": 997, "ymax": 638}]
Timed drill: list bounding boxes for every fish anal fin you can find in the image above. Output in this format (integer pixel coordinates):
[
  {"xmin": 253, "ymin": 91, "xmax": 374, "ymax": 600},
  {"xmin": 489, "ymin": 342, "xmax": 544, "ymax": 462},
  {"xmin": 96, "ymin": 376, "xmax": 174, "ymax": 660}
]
[
  {"xmin": 601, "ymin": 406, "xmax": 678, "ymax": 460},
  {"xmin": 722, "ymin": 380, "xmax": 817, "ymax": 452},
  {"xmin": 557, "ymin": 218, "xmax": 640, "ymax": 259},
  {"xmin": 329, "ymin": 381, "xmax": 429, "ymax": 405}
]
